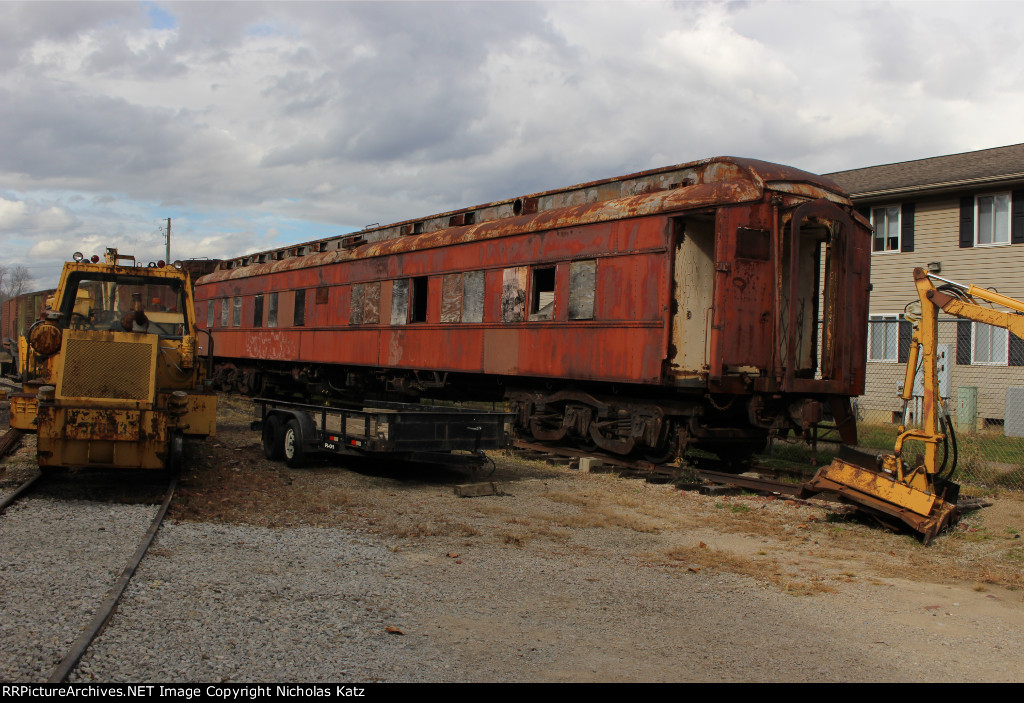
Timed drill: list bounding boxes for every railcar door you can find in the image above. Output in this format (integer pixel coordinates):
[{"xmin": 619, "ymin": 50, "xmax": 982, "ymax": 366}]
[
  {"xmin": 777, "ymin": 199, "xmax": 865, "ymax": 395},
  {"xmin": 700, "ymin": 205, "xmax": 776, "ymax": 382}
]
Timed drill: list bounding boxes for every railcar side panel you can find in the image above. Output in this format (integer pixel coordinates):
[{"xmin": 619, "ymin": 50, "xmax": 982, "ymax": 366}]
[{"xmin": 194, "ymin": 156, "xmax": 874, "ymax": 459}]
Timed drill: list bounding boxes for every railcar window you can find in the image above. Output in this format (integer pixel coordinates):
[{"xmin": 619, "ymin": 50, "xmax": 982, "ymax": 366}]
[
  {"xmin": 221, "ymin": 297, "xmax": 230, "ymax": 327},
  {"xmin": 529, "ymin": 267, "xmax": 556, "ymax": 321},
  {"xmin": 441, "ymin": 274, "xmax": 463, "ymax": 323},
  {"xmin": 463, "ymin": 271, "xmax": 485, "ymax": 323},
  {"xmin": 268, "ymin": 292, "xmax": 279, "ymax": 328},
  {"xmin": 501, "ymin": 267, "xmax": 527, "ymax": 323},
  {"xmin": 253, "ymin": 294, "xmax": 264, "ymax": 327},
  {"xmin": 391, "ymin": 279, "xmax": 410, "ymax": 325},
  {"xmin": 568, "ymin": 260, "xmax": 597, "ymax": 320},
  {"xmin": 351, "ymin": 285, "xmax": 364, "ymax": 325},
  {"xmin": 294, "ymin": 289, "xmax": 306, "ymax": 327},
  {"xmin": 315, "ymin": 287, "xmax": 329, "ymax": 305},
  {"xmin": 411, "ymin": 276, "xmax": 428, "ymax": 323},
  {"xmin": 232, "ymin": 297, "xmax": 242, "ymax": 327},
  {"xmin": 351, "ymin": 282, "xmax": 380, "ymax": 325},
  {"xmin": 206, "ymin": 300, "xmax": 215, "ymax": 328}
]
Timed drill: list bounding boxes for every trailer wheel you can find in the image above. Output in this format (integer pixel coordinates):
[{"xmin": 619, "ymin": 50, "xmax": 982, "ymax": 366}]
[
  {"xmin": 262, "ymin": 415, "xmax": 284, "ymax": 461},
  {"xmin": 283, "ymin": 419, "xmax": 306, "ymax": 468}
]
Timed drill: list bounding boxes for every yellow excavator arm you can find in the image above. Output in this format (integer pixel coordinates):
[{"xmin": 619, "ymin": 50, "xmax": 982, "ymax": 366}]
[{"xmin": 804, "ymin": 267, "xmax": 1024, "ymax": 543}]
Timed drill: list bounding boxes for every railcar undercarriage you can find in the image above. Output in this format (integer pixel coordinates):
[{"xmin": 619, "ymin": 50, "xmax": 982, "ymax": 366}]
[{"xmin": 210, "ymin": 359, "xmax": 833, "ymax": 471}]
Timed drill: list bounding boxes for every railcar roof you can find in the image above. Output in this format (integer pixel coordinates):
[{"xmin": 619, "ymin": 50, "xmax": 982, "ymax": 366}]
[{"xmin": 201, "ymin": 156, "xmax": 848, "ymax": 284}]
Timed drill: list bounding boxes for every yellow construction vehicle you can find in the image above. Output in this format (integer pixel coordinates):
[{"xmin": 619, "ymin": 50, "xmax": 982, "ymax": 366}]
[
  {"xmin": 11, "ymin": 248, "xmax": 216, "ymax": 470},
  {"xmin": 804, "ymin": 267, "xmax": 1023, "ymax": 543}
]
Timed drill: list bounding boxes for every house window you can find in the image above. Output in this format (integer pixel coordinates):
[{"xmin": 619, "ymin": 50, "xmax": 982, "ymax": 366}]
[
  {"xmin": 976, "ymin": 193, "xmax": 1010, "ymax": 246},
  {"xmin": 871, "ymin": 206, "xmax": 900, "ymax": 252},
  {"xmin": 868, "ymin": 315, "xmax": 900, "ymax": 361},
  {"xmin": 973, "ymin": 322, "xmax": 1008, "ymax": 365}
]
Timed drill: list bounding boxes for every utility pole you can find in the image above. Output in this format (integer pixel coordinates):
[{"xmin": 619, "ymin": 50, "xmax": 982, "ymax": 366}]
[{"xmin": 165, "ymin": 217, "xmax": 171, "ymax": 263}]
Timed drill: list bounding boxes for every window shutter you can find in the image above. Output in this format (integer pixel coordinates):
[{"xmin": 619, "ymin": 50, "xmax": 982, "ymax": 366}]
[
  {"xmin": 898, "ymin": 320, "xmax": 913, "ymax": 363},
  {"xmin": 900, "ymin": 202, "xmax": 915, "ymax": 252},
  {"xmin": 1013, "ymin": 190, "xmax": 1024, "ymax": 245},
  {"xmin": 959, "ymin": 196, "xmax": 974, "ymax": 248},
  {"xmin": 1011, "ymin": 332, "xmax": 1024, "ymax": 366},
  {"xmin": 956, "ymin": 320, "xmax": 972, "ymax": 364}
]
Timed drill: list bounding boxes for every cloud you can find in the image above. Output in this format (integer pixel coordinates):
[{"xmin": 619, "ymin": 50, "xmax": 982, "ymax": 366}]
[{"xmin": 3, "ymin": 0, "xmax": 1024, "ymax": 288}]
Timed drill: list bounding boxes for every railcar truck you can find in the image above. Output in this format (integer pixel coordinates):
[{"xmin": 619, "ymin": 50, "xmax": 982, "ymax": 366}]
[{"xmin": 13, "ymin": 248, "xmax": 216, "ymax": 470}]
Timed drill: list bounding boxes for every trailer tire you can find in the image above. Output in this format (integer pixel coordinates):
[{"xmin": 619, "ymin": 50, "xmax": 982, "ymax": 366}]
[
  {"xmin": 283, "ymin": 419, "xmax": 306, "ymax": 468},
  {"xmin": 263, "ymin": 415, "xmax": 284, "ymax": 461}
]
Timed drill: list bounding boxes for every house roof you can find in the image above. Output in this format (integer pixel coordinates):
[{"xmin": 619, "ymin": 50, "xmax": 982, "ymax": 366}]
[{"xmin": 826, "ymin": 143, "xmax": 1024, "ymax": 199}]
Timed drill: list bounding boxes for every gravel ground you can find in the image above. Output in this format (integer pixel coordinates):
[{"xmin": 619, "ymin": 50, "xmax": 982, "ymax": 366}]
[
  {"xmin": 3, "ymin": 393, "xmax": 1024, "ymax": 683},
  {"xmin": 0, "ymin": 496, "xmax": 158, "ymax": 682}
]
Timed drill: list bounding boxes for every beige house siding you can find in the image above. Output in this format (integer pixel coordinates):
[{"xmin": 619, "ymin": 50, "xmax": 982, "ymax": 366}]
[{"xmin": 861, "ymin": 194, "xmax": 1024, "ymax": 427}]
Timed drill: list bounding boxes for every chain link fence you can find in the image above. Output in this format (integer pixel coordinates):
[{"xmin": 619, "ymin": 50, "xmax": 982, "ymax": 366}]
[{"xmin": 763, "ymin": 319, "xmax": 1024, "ymax": 494}]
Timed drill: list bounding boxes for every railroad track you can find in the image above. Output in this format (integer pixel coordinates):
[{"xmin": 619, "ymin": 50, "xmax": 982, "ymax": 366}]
[
  {"xmin": 511, "ymin": 439, "xmax": 808, "ymax": 498},
  {"xmin": 0, "ymin": 469, "xmax": 179, "ymax": 683}
]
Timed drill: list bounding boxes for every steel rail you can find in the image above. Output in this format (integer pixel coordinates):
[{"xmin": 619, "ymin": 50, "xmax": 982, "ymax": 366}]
[
  {"xmin": 47, "ymin": 470, "xmax": 180, "ymax": 683},
  {"xmin": 0, "ymin": 470, "xmax": 42, "ymax": 515}
]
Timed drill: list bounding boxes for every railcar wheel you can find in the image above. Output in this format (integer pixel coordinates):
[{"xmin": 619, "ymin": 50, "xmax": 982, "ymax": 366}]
[
  {"xmin": 165, "ymin": 431, "xmax": 185, "ymax": 474},
  {"xmin": 262, "ymin": 415, "xmax": 284, "ymax": 461},
  {"xmin": 282, "ymin": 419, "xmax": 306, "ymax": 468}
]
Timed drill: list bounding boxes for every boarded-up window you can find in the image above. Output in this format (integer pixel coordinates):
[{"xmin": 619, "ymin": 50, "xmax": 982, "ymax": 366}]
[
  {"xmin": 232, "ymin": 297, "xmax": 242, "ymax": 327},
  {"xmin": 253, "ymin": 294, "xmax": 264, "ymax": 327},
  {"xmin": 351, "ymin": 282, "xmax": 380, "ymax": 325},
  {"xmin": 529, "ymin": 267, "xmax": 556, "ymax": 321},
  {"xmin": 351, "ymin": 285, "xmax": 364, "ymax": 325},
  {"xmin": 294, "ymin": 289, "xmax": 306, "ymax": 327},
  {"xmin": 267, "ymin": 292, "xmax": 279, "ymax": 328},
  {"xmin": 391, "ymin": 279, "xmax": 410, "ymax": 325},
  {"xmin": 221, "ymin": 298, "xmax": 230, "ymax": 327},
  {"xmin": 463, "ymin": 271, "xmax": 485, "ymax": 323},
  {"xmin": 501, "ymin": 267, "xmax": 527, "ymax": 323},
  {"xmin": 568, "ymin": 260, "xmax": 596, "ymax": 320},
  {"xmin": 441, "ymin": 274, "xmax": 463, "ymax": 323}
]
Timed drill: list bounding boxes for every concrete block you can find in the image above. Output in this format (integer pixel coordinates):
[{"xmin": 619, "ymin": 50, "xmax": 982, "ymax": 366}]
[{"xmin": 454, "ymin": 482, "xmax": 500, "ymax": 498}]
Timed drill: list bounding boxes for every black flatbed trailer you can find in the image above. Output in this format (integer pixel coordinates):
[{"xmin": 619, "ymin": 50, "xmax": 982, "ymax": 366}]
[{"xmin": 252, "ymin": 398, "xmax": 511, "ymax": 468}]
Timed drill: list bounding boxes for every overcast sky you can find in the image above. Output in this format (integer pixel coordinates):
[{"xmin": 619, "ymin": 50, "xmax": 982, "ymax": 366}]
[{"xmin": 2, "ymin": 0, "xmax": 1022, "ymax": 289}]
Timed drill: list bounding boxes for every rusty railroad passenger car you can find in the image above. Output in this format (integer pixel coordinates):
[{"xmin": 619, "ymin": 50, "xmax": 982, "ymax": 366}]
[{"xmin": 195, "ymin": 157, "xmax": 872, "ymax": 464}]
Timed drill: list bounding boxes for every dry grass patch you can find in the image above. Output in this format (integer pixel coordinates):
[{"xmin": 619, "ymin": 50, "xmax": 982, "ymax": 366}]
[{"xmin": 665, "ymin": 543, "xmax": 836, "ymax": 595}]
